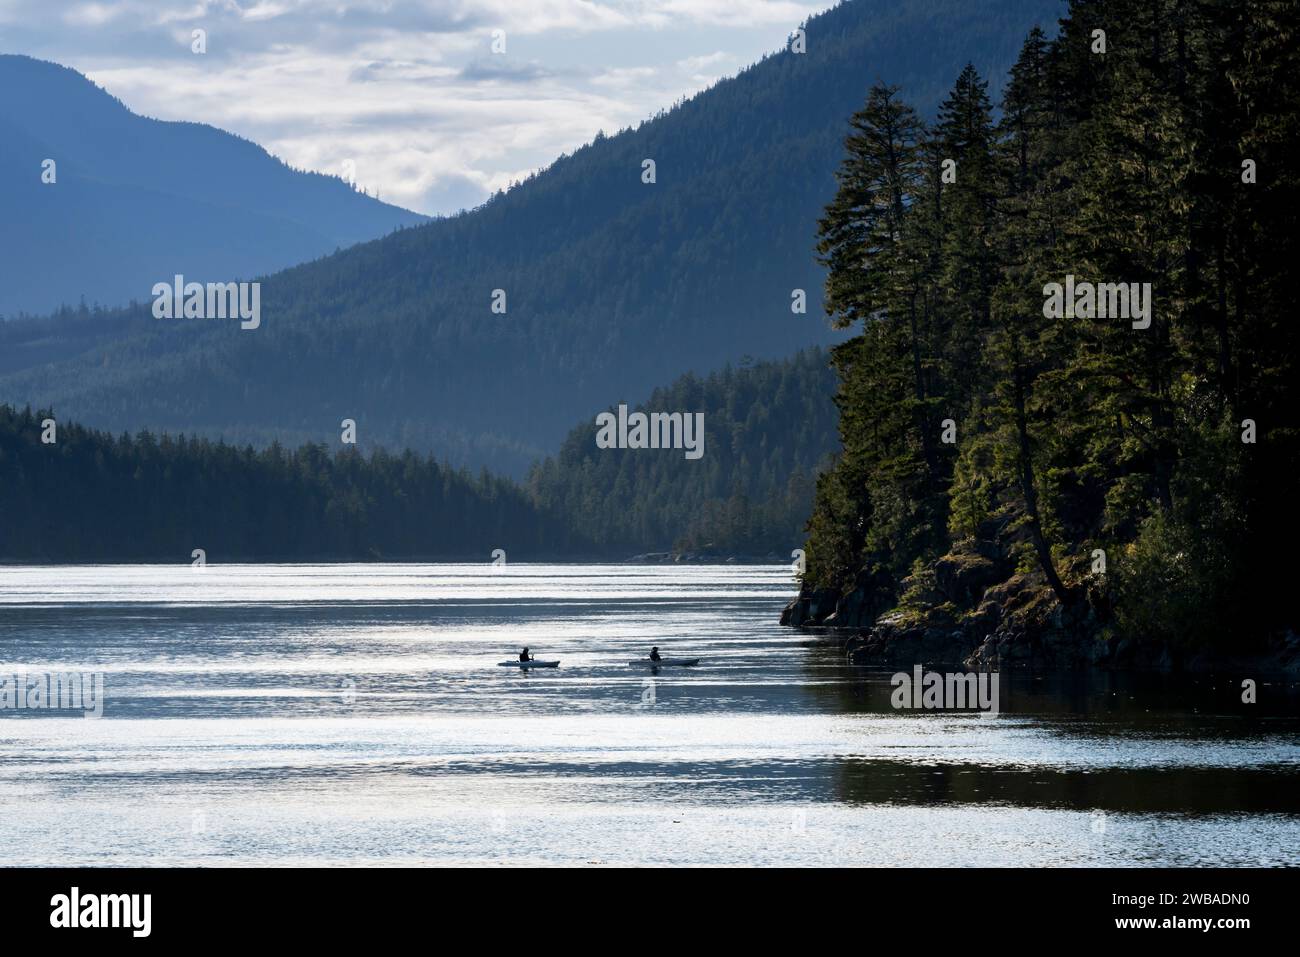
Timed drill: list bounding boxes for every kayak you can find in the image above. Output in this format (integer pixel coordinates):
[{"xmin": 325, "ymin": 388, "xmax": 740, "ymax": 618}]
[
  {"xmin": 627, "ymin": 658, "xmax": 700, "ymax": 667},
  {"xmin": 498, "ymin": 660, "xmax": 560, "ymax": 669}
]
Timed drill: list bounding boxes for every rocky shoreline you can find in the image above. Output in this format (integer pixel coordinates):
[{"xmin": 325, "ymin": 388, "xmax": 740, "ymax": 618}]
[{"xmin": 782, "ymin": 547, "xmax": 1300, "ymax": 676}]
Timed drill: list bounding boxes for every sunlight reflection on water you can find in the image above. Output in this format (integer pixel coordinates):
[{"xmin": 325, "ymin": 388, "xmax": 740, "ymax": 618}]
[{"xmin": 1, "ymin": 563, "xmax": 1297, "ymax": 865}]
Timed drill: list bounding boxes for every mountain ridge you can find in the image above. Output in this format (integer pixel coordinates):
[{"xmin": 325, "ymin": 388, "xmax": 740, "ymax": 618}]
[
  {"xmin": 0, "ymin": 54, "xmax": 428, "ymax": 317},
  {"xmin": 0, "ymin": 1, "xmax": 1065, "ymax": 475}
]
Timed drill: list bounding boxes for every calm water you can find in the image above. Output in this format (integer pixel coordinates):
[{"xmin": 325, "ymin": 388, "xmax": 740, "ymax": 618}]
[{"xmin": 1, "ymin": 563, "xmax": 1297, "ymax": 866}]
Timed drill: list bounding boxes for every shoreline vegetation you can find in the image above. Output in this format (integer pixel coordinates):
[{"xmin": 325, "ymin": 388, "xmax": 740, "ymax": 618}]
[
  {"xmin": 0, "ymin": 350, "xmax": 835, "ymax": 564},
  {"xmin": 784, "ymin": 2, "xmax": 1299, "ymax": 676}
]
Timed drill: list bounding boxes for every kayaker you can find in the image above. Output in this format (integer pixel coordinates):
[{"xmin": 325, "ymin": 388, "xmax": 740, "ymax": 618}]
[
  {"xmin": 649, "ymin": 647, "xmax": 662, "ymax": 662},
  {"xmin": 519, "ymin": 647, "xmax": 533, "ymax": 662}
]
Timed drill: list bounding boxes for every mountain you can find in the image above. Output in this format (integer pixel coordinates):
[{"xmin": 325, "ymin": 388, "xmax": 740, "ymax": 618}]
[
  {"xmin": 0, "ymin": 0, "xmax": 1065, "ymax": 476},
  {"xmin": 0, "ymin": 55, "xmax": 427, "ymax": 318}
]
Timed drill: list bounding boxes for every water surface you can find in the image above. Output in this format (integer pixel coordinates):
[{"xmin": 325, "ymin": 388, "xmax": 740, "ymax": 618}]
[{"xmin": 1, "ymin": 563, "xmax": 1297, "ymax": 866}]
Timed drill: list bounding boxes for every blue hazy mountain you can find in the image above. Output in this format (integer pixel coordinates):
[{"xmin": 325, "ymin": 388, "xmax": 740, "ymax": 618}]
[
  {"xmin": 0, "ymin": 0, "xmax": 1063, "ymax": 475},
  {"xmin": 0, "ymin": 54, "xmax": 427, "ymax": 317}
]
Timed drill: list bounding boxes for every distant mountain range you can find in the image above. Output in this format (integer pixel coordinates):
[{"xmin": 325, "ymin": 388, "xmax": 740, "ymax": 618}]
[
  {"xmin": 0, "ymin": 0, "xmax": 1064, "ymax": 476},
  {"xmin": 0, "ymin": 55, "xmax": 427, "ymax": 318}
]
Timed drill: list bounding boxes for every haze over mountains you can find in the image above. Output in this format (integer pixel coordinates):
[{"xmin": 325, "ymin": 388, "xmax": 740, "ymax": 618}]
[
  {"xmin": 0, "ymin": 0, "xmax": 1063, "ymax": 476},
  {"xmin": 0, "ymin": 55, "xmax": 427, "ymax": 318}
]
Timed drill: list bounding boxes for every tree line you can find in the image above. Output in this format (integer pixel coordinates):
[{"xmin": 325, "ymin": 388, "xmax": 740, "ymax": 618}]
[
  {"xmin": 0, "ymin": 349, "xmax": 838, "ymax": 561},
  {"xmin": 0, "ymin": 405, "xmax": 581, "ymax": 561}
]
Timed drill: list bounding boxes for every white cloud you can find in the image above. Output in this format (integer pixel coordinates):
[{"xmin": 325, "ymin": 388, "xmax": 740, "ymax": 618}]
[
  {"xmin": 6, "ymin": 0, "xmax": 832, "ymax": 214},
  {"xmin": 61, "ymin": 3, "xmax": 121, "ymax": 27}
]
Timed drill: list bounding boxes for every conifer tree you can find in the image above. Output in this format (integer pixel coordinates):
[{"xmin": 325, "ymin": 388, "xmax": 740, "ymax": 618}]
[{"xmin": 801, "ymin": 0, "xmax": 1298, "ymax": 650}]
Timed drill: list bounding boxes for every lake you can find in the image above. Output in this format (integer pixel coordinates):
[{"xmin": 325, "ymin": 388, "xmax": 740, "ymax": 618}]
[{"xmin": 1, "ymin": 563, "xmax": 1297, "ymax": 866}]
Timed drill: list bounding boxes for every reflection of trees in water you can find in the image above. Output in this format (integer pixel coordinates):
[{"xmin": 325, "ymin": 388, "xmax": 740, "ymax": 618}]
[
  {"xmin": 831, "ymin": 761, "xmax": 1300, "ymax": 816},
  {"xmin": 790, "ymin": 644, "xmax": 1300, "ymax": 814}
]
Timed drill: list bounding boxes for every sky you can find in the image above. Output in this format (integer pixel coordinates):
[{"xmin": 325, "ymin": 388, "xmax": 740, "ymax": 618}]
[{"xmin": 0, "ymin": 0, "xmax": 836, "ymax": 215}]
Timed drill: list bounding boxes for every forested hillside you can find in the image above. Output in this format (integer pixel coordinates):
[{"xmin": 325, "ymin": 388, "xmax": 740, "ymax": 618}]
[
  {"xmin": 0, "ymin": 0, "xmax": 1062, "ymax": 476},
  {"xmin": 1, "ymin": 350, "xmax": 837, "ymax": 561},
  {"xmin": 0, "ymin": 405, "xmax": 577, "ymax": 561},
  {"xmin": 528, "ymin": 350, "xmax": 837, "ymax": 555},
  {"xmin": 788, "ymin": 0, "xmax": 1299, "ymax": 666},
  {"xmin": 0, "ymin": 55, "xmax": 427, "ymax": 318}
]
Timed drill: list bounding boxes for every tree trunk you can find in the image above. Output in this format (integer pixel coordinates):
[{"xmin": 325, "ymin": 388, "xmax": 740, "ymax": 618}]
[{"xmin": 1012, "ymin": 347, "xmax": 1073, "ymax": 606}]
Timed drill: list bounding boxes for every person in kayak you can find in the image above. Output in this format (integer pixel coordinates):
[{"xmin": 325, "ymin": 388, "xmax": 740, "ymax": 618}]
[
  {"xmin": 649, "ymin": 647, "xmax": 662, "ymax": 662},
  {"xmin": 519, "ymin": 647, "xmax": 533, "ymax": 662}
]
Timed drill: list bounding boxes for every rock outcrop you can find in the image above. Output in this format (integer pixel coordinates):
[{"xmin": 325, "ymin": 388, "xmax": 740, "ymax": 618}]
[
  {"xmin": 787, "ymin": 555, "xmax": 1300, "ymax": 674},
  {"xmin": 783, "ymin": 515, "xmax": 1115, "ymax": 670}
]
